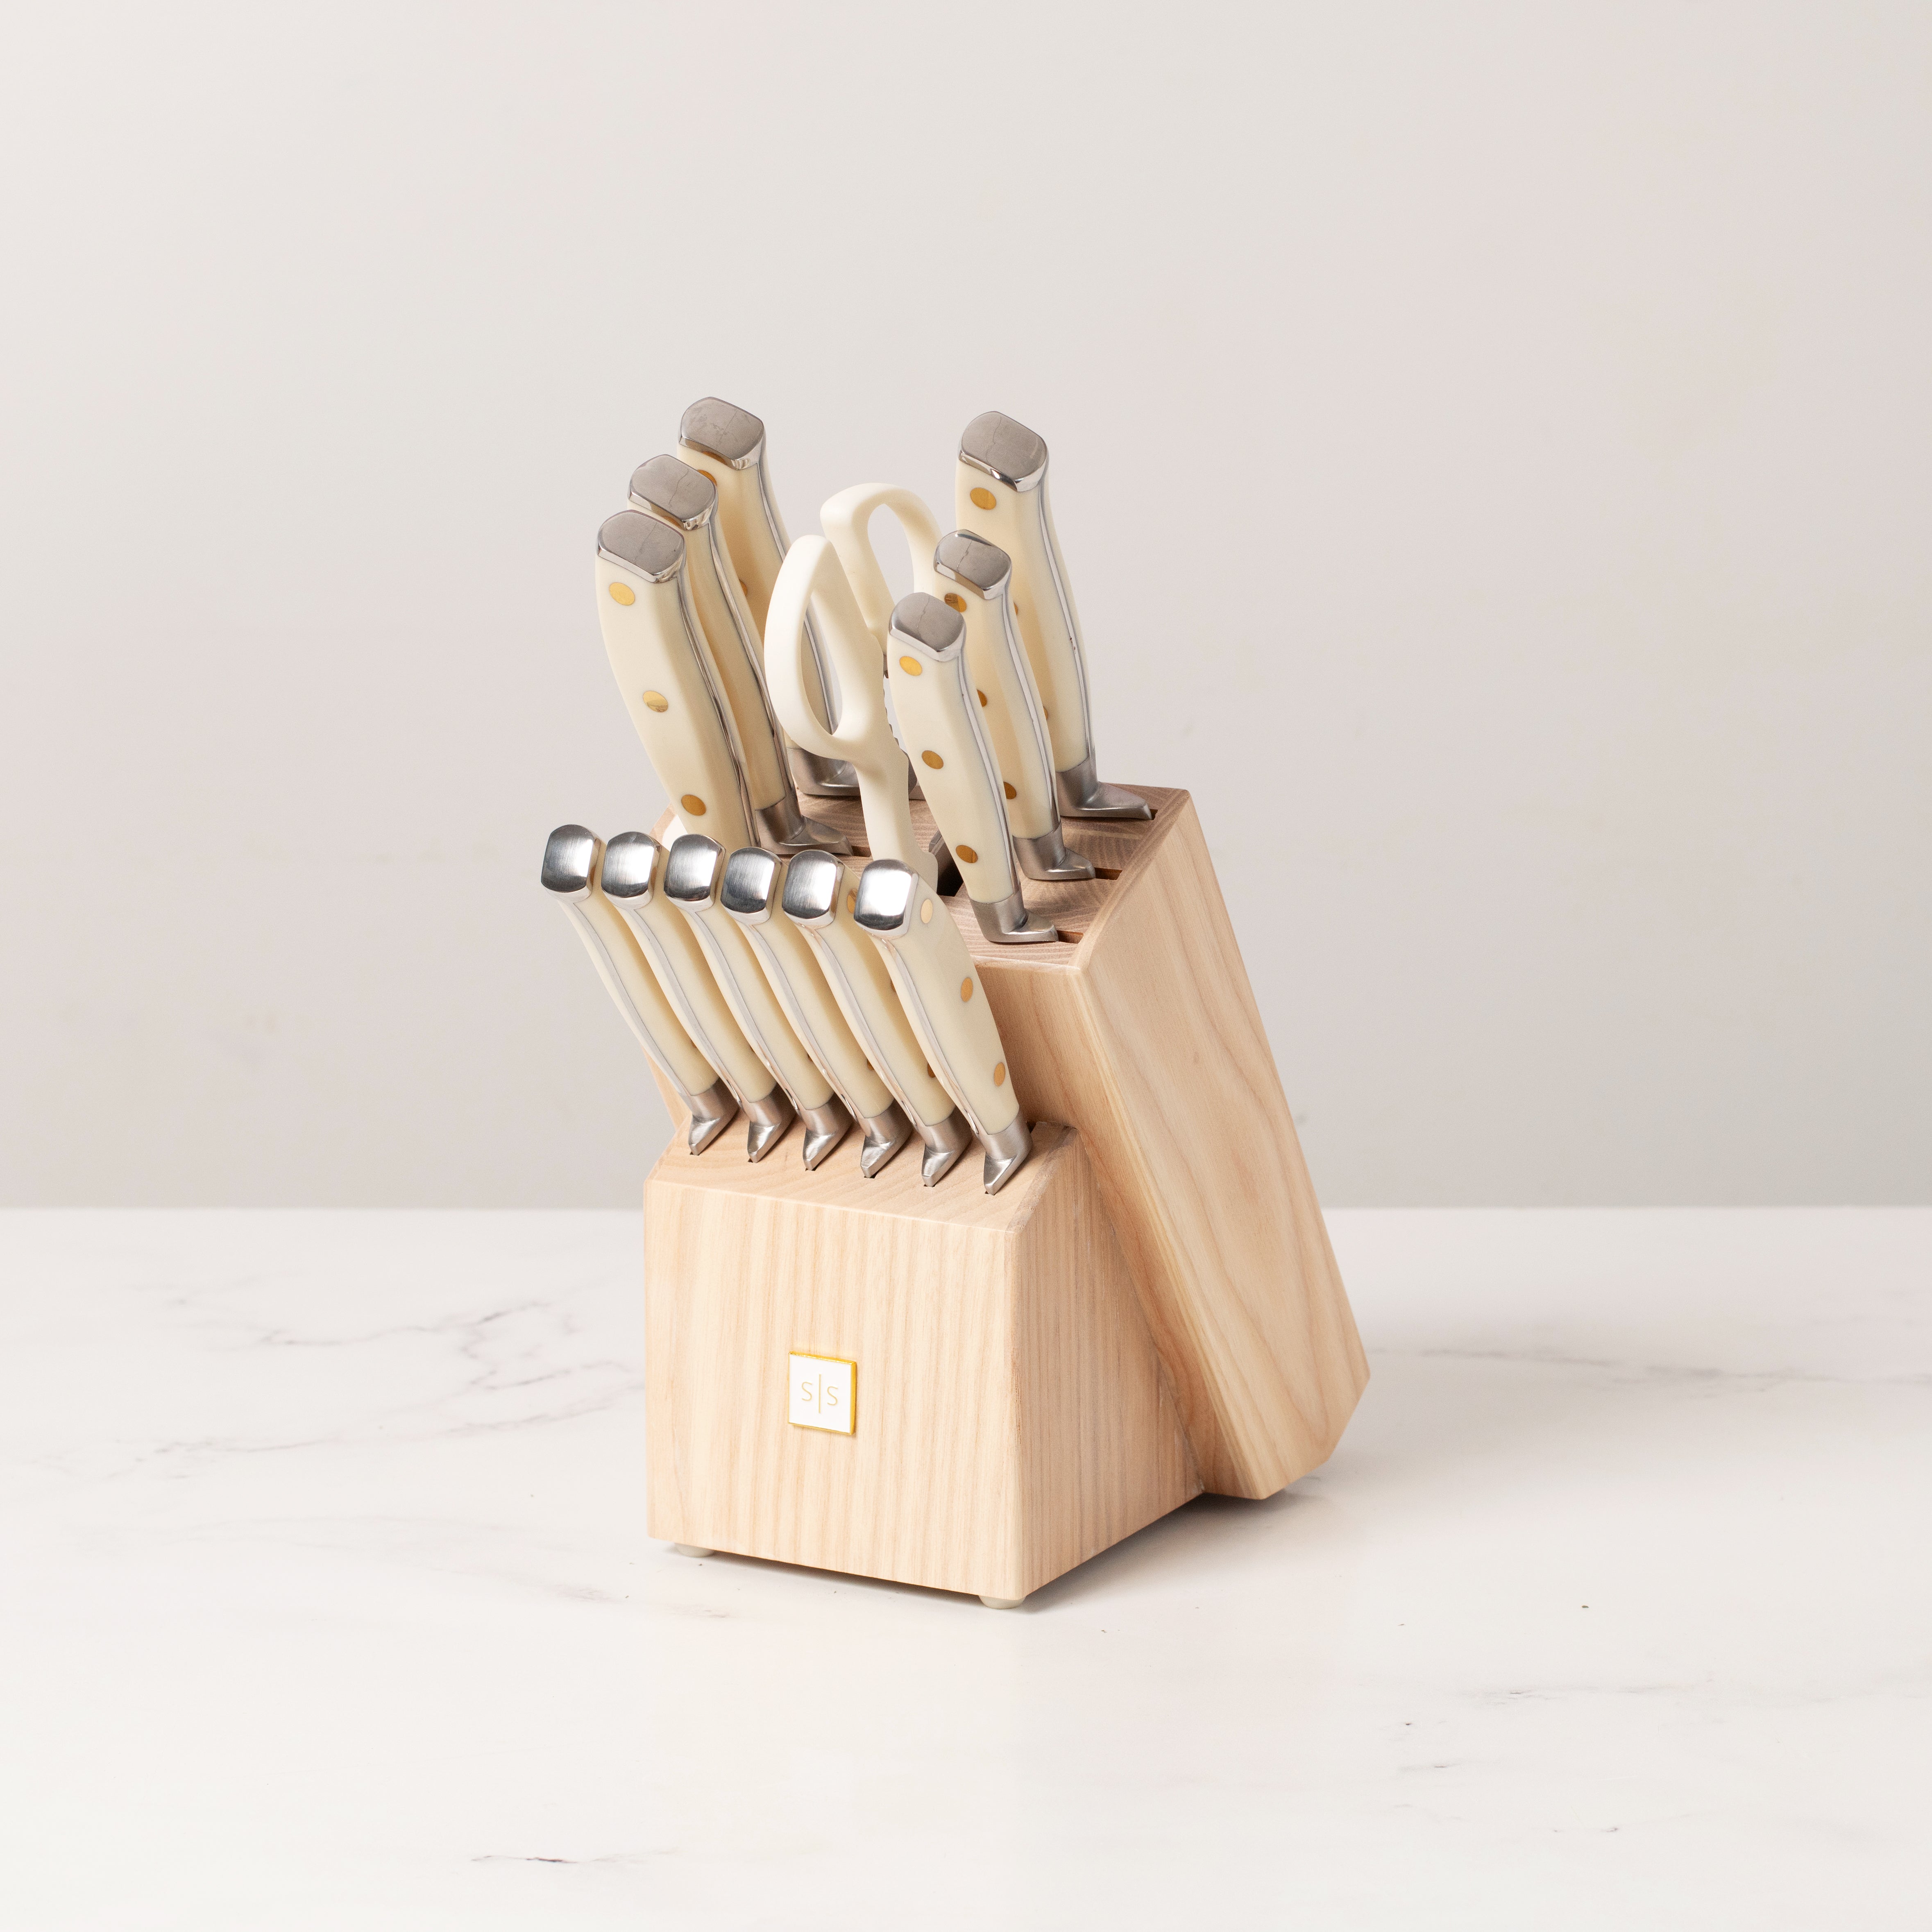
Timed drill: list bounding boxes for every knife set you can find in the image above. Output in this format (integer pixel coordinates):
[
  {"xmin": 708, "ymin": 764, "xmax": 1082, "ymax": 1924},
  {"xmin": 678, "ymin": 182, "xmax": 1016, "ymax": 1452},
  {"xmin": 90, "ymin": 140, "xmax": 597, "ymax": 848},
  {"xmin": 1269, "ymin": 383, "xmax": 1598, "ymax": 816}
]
[{"xmin": 545, "ymin": 400, "xmax": 1367, "ymax": 1607}]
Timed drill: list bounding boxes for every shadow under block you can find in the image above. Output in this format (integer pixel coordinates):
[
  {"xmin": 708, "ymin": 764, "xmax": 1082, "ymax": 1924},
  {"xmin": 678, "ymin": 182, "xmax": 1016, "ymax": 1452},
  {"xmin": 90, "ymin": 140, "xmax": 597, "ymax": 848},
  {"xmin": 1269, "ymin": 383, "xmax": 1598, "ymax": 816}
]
[{"xmin": 645, "ymin": 1124, "xmax": 1202, "ymax": 1603}]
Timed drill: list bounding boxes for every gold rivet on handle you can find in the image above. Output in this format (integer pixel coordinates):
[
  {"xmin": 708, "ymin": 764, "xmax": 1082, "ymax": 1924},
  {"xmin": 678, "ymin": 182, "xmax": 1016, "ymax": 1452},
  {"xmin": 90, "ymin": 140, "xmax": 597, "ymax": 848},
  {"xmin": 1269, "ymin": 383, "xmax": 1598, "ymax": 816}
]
[
  {"xmin": 608, "ymin": 581, "xmax": 635, "ymax": 605},
  {"xmin": 919, "ymin": 899, "xmax": 933, "ymax": 924},
  {"xmin": 960, "ymin": 977, "xmax": 974, "ymax": 1002},
  {"xmin": 642, "ymin": 690, "xmax": 669, "ymax": 713},
  {"xmin": 898, "ymin": 655, "xmax": 922, "ymax": 676},
  {"xmin": 970, "ymin": 487, "xmax": 997, "ymax": 511},
  {"xmin": 993, "ymin": 1061, "xmax": 1007, "ymax": 1086},
  {"xmin": 956, "ymin": 844, "xmax": 977, "ymax": 864},
  {"xmin": 921, "ymin": 750, "xmax": 943, "ymax": 770},
  {"xmin": 1003, "ymin": 781, "xmax": 1017, "ymax": 799},
  {"xmin": 944, "ymin": 593, "xmax": 966, "ymax": 612},
  {"xmin": 977, "ymin": 689, "xmax": 988, "ymax": 707},
  {"xmin": 846, "ymin": 890, "xmax": 856, "ymax": 914},
  {"xmin": 680, "ymin": 794, "xmax": 707, "ymax": 816}
]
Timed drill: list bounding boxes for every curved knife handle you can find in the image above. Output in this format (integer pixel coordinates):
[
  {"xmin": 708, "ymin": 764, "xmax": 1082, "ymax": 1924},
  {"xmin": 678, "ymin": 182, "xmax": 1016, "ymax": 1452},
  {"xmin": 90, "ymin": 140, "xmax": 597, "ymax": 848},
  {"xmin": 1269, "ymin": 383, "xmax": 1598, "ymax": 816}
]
[
  {"xmin": 595, "ymin": 512, "xmax": 755, "ymax": 850},
  {"xmin": 782, "ymin": 851, "xmax": 960, "ymax": 1133},
  {"xmin": 819, "ymin": 483, "xmax": 944, "ymax": 644},
  {"xmin": 853, "ymin": 861, "xmax": 1029, "ymax": 1194},
  {"xmin": 885, "ymin": 594, "xmax": 1019, "ymax": 907},
  {"xmin": 601, "ymin": 832, "xmax": 778, "ymax": 1109},
  {"xmin": 766, "ymin": 538, "xmax": 932, "ymax": 881}
]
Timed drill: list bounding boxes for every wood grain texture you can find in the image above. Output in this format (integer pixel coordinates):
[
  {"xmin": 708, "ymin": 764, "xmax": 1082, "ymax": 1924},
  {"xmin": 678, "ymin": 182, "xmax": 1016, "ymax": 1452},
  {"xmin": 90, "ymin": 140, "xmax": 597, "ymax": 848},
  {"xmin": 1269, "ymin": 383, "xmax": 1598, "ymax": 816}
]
[{"xmin": 645, "ymin": 1123, "xmax": 1200, "ymax": 1601}]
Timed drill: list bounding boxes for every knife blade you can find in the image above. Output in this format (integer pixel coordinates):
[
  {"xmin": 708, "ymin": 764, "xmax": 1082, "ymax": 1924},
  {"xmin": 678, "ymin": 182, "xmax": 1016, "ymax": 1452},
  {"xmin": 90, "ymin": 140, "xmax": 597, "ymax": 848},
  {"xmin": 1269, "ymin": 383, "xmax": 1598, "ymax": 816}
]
[
  {"xmin": 932, "ymin": 529, "xmax": 1094, "ymax": 883},
  {"xmin": 957, "ymin": 410, "xmax": 1149, "ymax": 820},
  {"xmin": 599, "ymin": 830, "xmax": 796, "ymax": 1161},
  {"xmin": 851, "ymin": 860, "xmax": 1032, "ymax": 1194},
  {"xmin": 886, "ymin": 593, "xmax": 1057, "ymax": 945},
  {"xmin": 719, "ymin": 848, "xmax": 913, "ymax": 1178},
  {"xmin": 677, "ymin": 397, "xmax": 856, "ymax": 798},
  {"xmin": 662, "ymin": 833, "xmax": 852, "ymax": 1169},
  {"xmin": 595, "ymin": 511, "xmax": 755, "ymax": 848},
  {"xmin": 539, "ymin": 824, "xmax": 738, "ymax": 1155},
  {"xmin": 628, "ymin": 456, "xmax": 849, "ymax": 856},
  {"xmin": 780, "ymin": 848, "xmax": 975, "ymax": 1186}
]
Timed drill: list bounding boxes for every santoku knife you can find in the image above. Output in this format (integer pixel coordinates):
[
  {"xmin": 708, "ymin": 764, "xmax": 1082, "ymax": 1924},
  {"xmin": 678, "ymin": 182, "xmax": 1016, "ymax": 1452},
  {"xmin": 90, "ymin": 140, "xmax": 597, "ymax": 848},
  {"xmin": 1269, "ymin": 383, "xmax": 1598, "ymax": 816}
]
[
  {"xmin": 662, "ymin": 833, "xmax": 852, "ymax": 1169},
  {"xmin": 780, "ymin": 848, "xmax": 975, "ymax": 1186},
  {"xmin": 886, "ymin": 593, "xmax": 1057, "ymax": 945},
  {"xmin": 956, "ymin": 410, "xmax": 1149, "ymax": 819},
  {"xmin": 628, "ymin": 455, "xmax": 848, "ymax": 856},
  {"xmin": 598, "ymin": 830, "xmax": 796, "ymax": 1161},
  {"xmin": 852, "ymin": 859, "xmax": 1033, "ymax": 1194},
  {"xmin": 719, "ymin": 848, "xmax": 913, "ymax": 1178},
  {"xmin": 677, "ymin": 397, "xmax": 855, "ymax": 798},
  {"xmin": 539, "ymin": 824, "xmax": 738, "ymax": 1155}
]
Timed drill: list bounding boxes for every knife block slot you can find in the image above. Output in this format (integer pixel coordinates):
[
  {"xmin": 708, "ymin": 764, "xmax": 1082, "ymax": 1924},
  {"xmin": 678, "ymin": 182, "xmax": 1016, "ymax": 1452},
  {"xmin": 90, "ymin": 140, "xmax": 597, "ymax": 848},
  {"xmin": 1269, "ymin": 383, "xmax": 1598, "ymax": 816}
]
[{"xmin": 642, "ymin": 785, "xmax": 1366, "ymax": 1604}]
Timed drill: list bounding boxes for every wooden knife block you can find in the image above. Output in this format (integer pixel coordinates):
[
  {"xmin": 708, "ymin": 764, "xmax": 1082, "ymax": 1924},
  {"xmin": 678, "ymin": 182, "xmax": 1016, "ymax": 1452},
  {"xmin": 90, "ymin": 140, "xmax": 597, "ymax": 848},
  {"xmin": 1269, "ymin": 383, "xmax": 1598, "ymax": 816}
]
[{"xmin": 642, "ymin": 786, "xmax": 1367, "ymax": 1605}]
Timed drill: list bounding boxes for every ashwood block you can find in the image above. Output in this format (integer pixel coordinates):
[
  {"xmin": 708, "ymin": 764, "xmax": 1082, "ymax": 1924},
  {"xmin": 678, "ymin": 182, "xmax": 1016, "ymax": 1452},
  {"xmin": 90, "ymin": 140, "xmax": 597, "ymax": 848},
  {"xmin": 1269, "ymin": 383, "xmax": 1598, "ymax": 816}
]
[{"xmin": 644, "ymin": 1123, "xmax": 1201, "ymax": 1603}]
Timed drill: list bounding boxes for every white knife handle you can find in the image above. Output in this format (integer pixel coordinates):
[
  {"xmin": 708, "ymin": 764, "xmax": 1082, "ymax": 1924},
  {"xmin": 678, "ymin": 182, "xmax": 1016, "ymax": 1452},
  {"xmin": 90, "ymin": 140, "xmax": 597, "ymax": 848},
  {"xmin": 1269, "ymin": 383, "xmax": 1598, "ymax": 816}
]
[
  {"xmin": 600, "ymin": 833, "xmax": 776, "ymax": 1107},
  {"xmin": 595, "ymin": 513, "xmax": 755, "ymax": 849},
  {"xmin": 853, "ymin": 864, "xmax": 1020, "ymax": 1140},
  {"xmin": 885, "ymin": 594, "xmax": 1018, "ymax": 906},
  {"xmin": 781, "ymin": 852, "xmax": 959, "ymax": 1131},
  {"xmin": 766, "ymin": 538, "xmax": 932, "ymax": 880},
  {"xmin": 819, "ymin": 483, "xmax": 943, "ymax": 644}
]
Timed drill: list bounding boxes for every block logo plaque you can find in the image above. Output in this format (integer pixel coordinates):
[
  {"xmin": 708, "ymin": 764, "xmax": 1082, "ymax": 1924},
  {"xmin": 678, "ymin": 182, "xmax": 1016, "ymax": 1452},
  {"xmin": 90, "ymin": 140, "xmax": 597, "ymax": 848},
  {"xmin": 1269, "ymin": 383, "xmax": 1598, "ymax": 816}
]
[{"xmin": 788, "ymin": 1352, "xmax": 856, "ymax": 1435}]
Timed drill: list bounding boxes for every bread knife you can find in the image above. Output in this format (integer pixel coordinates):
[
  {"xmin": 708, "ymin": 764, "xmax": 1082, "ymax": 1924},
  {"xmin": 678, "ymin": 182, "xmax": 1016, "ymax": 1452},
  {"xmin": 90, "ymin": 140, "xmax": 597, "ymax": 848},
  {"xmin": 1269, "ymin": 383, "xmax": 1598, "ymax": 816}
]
[
  {"xmin": 599, "ymin": 830, "xmax": 796, "ymax": 1160},
  {"xmin": 956, "ymin": 410, "xmax": 1149, "ymax": 819},
  {"xmin": 677, "ymin": 397, "xmax": 856, "ymax": 798},
  {"xmin": 662, "ymin": 834, "xmax": 852, "ymax": 1169},
  {"xmin": 720, "ymin": 848, "xmax": 912, "ymax": 1178},
  {"xmin": 852, "ymin": 860, "xmax": 1033, "ymax": 1194},
  {"xmin": 780, "ymin": 849, "xmax": 975, "ymax": 1186},
  {"xmin": 628, "ymin": 456, "xmax": 848, "ymax": 855},
  {"xmin": 886, "ymin": 593, "xmax": 1057, "ymax": 944},
  {"xmin": 539, "ymin": 825, "xmax": 738, "ymax": 1155}
]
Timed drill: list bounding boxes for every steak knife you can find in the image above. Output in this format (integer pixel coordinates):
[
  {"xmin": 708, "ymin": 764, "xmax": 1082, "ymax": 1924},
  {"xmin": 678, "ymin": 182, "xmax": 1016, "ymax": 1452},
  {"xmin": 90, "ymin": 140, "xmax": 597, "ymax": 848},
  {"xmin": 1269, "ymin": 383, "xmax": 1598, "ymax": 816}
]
[
  {"xmin": 539, "ymin": 825, "xmax": 738, "ymax": 1155},
  {"xmin": 677, "ymin": 397, "xmax": 856, "ymax": 797},
  {"xmin": 956, "ymin": 410, "xmax": 1149, "ymax": 819},
  {"xmin": 720, "ymin": 848, "xmax": 912, "ymax": 1178},
  {"xmin": 780, "ymin": 848, "xmax": 975, "ymax": 1186},
  {"xmin": 852, "ymin": 859, "xmax": 1033, "ymax": 1194},
  {"xmin": 628, "ymin": 456, "xmax": 848, "ymax": 855},
  {"xmin": 663, "ymin": 834, "xmax": 852, "ymax": 1169}
]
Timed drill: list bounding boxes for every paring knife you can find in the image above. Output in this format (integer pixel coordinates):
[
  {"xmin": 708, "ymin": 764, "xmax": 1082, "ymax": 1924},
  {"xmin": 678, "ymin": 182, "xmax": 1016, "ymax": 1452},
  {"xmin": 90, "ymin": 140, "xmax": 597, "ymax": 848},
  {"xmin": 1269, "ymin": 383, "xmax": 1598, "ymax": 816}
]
[
  {"xmin": 957, "ymin": 411, "xmax": 1150, "ymax": 820},
  {"xmin": 677, "ymin": 397, "xmax": 856, "ymax": 798},
  {"xmin": 932, "ymin": 530, "xmax": 1094, "ymax": 883},
  {"xmin": 595, "ymin": 511, "xmax": 755, "ymax": 849},
  {"xmin": 781, "ymin": 849, "xmax": 975, "ymax": 1186},
  {"xmin": 629, "ymin": 456, "xmax": 848, "ymax": 856},
  {"xmin": 662, "ymin": 834, "xmax": 853, "ymax": 1170},
  {"xmin": 765, "ymin": 535, "xmax": 934, "ymax": 884},
  {"xmin": 719, "ymin": 848, "xmax": 913, "ymax": 1179},
  {"xmin": 599, "ymin": 831, "xmax": 796, "ymax": 1161},
  {"xmin": 539, "ymin": 824, "xmax": 738, "ymax": 1155},
  {"xmin": 852, "ymin": 860, "xmax": 1033, "ymax": 1195},
  {"xmin": 886, "ymin": 593, "xmax": 1057, "ymax": 945}
]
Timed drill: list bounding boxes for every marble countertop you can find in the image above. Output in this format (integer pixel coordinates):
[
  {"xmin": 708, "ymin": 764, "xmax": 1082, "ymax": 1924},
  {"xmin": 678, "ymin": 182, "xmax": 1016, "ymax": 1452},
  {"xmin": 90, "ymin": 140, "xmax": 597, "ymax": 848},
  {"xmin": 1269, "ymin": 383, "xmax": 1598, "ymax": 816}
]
[{"xmin": 1, "ymin": 1208, "xmax": 1925, "ymax": 1929}]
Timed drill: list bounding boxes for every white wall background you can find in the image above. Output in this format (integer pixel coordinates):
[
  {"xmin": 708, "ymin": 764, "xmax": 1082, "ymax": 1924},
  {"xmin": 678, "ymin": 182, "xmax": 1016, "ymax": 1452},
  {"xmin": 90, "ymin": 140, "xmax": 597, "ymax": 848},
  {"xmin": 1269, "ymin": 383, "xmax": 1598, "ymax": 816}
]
[{"xmin": 2, "ymin": 2, "xmax": 1925, "ymax": 1207}]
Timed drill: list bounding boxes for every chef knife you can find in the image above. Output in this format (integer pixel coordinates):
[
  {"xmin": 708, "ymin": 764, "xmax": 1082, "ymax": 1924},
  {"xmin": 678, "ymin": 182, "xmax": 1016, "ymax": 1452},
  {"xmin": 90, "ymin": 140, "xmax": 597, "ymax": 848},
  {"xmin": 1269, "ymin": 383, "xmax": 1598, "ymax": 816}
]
[
  {"xmin": 677, "ymin": 397, "xmax": 855, "ymax": 798},
  {"xmin": 781, "ymin": 849, "xmax": 975, "ymax": 1186},
  {"xmin": 598, "ymin": 830, "xmax": 796, "ymax": 1161},
  {"xmin": 932, "ymin": 529, "xmax": 1093, "ymax": 883},
  {"xmin": 886, "ymin": 593, "xmax": 1057, "ymax": 944},
  {"xmin": 539, "ymin": 824, "xmax": 738, "ymax": 1155},
  {"xmin": 719, "ymin": 848, "xmax": 912, "ymax": 1178},
  {"xmin": 956, "ymin": 410, "xmax": 1149, "ymax": 819},
  {"xmin": 628, "ymin": 455, "xmax": 848, "ymax": 855},
  {"xmin": 851, "ymin": 859, "xmax": 1033, "ymax": 1194},
  {"xmin": 595, "ymin": 511, "xmax": 755, "ymax": 848},
  {"xmin": 662, "ymin": 834, "xmax": 853, "ymax": 1170}
]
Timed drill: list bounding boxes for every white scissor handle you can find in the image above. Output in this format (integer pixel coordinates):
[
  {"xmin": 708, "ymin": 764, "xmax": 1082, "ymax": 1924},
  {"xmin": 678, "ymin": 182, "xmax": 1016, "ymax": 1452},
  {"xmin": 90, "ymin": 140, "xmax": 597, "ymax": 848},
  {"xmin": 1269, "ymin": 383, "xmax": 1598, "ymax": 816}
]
[
  {"xmin": 819, "ymin": 484, "xmax": 945, "ymax": 645},
  {"xmin": 766, "ymin": 536, "xmax": 934, "ymax": 882}
]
